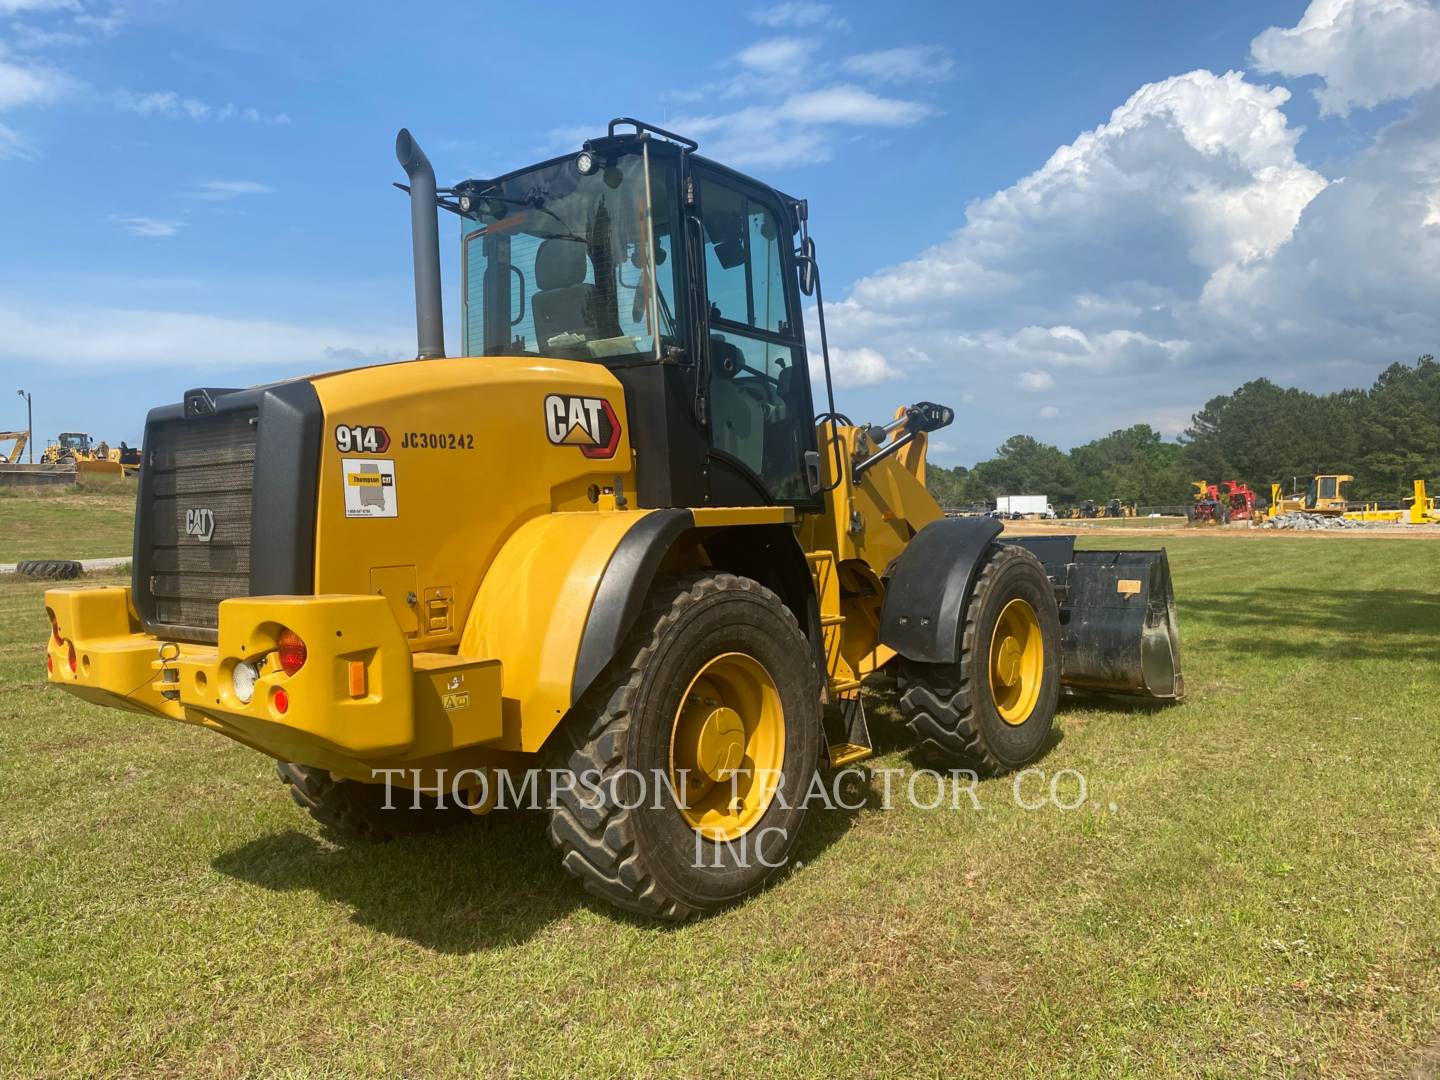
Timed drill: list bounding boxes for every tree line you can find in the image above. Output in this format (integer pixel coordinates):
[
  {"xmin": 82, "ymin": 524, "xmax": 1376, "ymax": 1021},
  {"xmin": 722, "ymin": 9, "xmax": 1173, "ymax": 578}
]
[{"xmin": 925, "ymin": 355, "xmax": 1439, "ymax": 508}]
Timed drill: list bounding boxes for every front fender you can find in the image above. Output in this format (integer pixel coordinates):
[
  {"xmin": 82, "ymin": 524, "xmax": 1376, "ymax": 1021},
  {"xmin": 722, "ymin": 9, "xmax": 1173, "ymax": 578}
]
[{"xmin": 878, "ymin": 516, "xmax": 1002, "ymax": 664}]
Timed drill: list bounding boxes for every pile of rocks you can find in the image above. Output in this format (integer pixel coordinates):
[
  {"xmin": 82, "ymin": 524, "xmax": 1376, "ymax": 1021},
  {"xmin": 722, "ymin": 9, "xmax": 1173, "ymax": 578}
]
[{"xmin": 1260, "ymin": 512, "xmax": 1371, "ymax": 531}]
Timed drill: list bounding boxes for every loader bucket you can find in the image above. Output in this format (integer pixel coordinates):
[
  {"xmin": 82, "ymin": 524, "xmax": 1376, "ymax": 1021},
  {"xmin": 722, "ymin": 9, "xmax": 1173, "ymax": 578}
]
[{"xmin": 1004, "ymin": 536, "xmax": 1183, "ymax": 700}]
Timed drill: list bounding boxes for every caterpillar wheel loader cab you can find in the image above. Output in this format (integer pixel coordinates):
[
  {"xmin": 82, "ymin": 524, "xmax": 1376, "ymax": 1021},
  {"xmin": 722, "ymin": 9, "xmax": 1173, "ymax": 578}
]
[{"xmin": 43, "ymin": 119, "xmax": 1182, "ymax": 919}]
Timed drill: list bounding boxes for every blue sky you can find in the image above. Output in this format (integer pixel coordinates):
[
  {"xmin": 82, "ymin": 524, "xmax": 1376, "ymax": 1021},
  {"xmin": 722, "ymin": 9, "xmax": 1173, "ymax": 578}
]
[{"xmin": 3, "ymin": 0, "xmax": 1439, "ymax": 463}]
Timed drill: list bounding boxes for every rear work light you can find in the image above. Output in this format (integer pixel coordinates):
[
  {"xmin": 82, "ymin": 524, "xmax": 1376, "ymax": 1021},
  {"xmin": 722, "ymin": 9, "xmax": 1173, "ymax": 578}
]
[{"xmin": 277, "ymin": 628, "xmax": 307, "ymax": 676}]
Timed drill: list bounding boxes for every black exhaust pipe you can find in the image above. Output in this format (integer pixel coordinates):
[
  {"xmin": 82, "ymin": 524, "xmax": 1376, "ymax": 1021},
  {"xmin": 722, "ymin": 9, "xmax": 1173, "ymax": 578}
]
[{"xmin": 395, "ymin": 128, "xmax": 445, "ymax": 360}]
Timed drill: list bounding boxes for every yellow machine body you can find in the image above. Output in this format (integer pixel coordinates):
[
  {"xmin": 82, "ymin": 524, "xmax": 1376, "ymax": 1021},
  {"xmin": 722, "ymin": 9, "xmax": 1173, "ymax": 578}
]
[
  {"xmin": 45, "ymin": 357, "xmax": 904, "ymax": 782},
  {"xmin": 1268, "ymin": 474, "xmax": 1353, "ymax": 518},
  {"xmin": 1343, "ymin": 479, "xmax": 1440, "ymax": 524}
]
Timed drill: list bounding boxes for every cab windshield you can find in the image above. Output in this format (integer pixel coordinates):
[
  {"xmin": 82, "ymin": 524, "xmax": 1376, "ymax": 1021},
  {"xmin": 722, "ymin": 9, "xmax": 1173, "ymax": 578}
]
[{"xmin": 460, "ymin": 147, "xmax": 679, "ymax": 362}]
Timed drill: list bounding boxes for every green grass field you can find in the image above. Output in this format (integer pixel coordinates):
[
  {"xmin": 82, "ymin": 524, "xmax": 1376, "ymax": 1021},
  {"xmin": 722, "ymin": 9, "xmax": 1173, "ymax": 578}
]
[
  {"xmin": 0, "ymin": 483, "xmax": 136, "ymax": 563},
  {"xmin": 2, "ymin": 524, "xmax": 1438, "ymax": 1077}
]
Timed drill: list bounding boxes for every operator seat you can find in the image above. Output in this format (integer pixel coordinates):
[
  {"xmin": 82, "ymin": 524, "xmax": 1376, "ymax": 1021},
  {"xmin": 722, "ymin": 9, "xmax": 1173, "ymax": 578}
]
[{"xmin": 531, "ymin": 238, "xmax": 594, "ymax": 350}]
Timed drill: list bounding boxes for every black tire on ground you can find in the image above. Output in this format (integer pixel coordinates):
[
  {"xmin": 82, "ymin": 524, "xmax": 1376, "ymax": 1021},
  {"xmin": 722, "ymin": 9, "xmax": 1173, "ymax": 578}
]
[
  {"xmin": 276, "ymin": 761, "xmax": 475, "ymax": 843},
  {"xmin": 545, "ymin": 572, "xmax": 823, "ymax": 921},
  {"xmin": 15, "ymin": 559, "xmax": 83, "ymax": 580},
  {"xmin": 896, "ymin": 543, "xmax": 1062, "ymax": 775}
]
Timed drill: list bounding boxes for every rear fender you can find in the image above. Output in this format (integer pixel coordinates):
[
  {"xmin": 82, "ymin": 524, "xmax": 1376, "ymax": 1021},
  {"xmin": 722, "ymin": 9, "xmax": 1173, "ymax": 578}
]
[
  {"xmin": 460, "ymin": 510, "xmax": 680, "ymax": 752},
  {"xmin": 878, "ymin": 516, "xmax": 1002, "ymax": 664}
]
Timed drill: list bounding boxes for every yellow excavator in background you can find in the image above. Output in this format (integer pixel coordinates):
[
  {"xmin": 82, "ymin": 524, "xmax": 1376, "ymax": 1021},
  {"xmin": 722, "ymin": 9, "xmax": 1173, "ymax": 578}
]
[{"xmin": 0, "ymin": 430, "xmax": 29, "ymax": 463}]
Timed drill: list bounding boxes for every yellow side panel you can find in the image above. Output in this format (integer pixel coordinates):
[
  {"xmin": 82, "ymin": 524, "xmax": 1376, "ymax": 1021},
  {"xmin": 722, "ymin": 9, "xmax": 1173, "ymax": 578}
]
[
  {"xmin": 309, "ymin": 356, "xmax": 636, "ymax": 654},
  {"xmin": 460, "ymin": 509, "xmax": 658, "ymax": 752}
]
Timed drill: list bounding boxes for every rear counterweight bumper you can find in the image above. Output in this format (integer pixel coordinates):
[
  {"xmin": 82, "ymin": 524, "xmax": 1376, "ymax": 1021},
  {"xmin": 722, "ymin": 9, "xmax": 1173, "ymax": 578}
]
[{"xmin": 43, "ymin": 586, "xmax": 503, "ymax": 767}]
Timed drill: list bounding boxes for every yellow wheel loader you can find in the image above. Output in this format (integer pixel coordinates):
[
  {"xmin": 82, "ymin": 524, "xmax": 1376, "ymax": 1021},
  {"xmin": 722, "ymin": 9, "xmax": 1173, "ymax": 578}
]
[
  {"xmin": 42, "ymin": 120, "xmax": 1182, "ymax": 919},
  {"xmin": 40, "ymin": 431, "xmax": 126, "ymax": 477}
]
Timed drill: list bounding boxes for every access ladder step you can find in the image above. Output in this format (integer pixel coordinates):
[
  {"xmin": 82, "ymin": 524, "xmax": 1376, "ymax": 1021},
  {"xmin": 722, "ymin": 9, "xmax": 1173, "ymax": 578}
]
[{"xmin": 825, "ymin": 693, "xmax": 873, "ymax": 768}]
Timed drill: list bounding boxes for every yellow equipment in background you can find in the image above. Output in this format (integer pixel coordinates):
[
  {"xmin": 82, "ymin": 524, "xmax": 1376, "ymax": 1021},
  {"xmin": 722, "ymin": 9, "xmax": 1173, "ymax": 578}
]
[
  {"xmin": 0, "ymin": 430, "xmax": 28, "ymax": 463},
  {"xmin": 39, "ymin": 432, "xmax": 139, "ymax": 477},
  {"xmin": 1344, "ymin": 480, "xmax": 1440, "ymax": 525},
  {"xmin": 42, "ymin": 120, "xmax": 1184, "ymax": 920},
  {"xmin": 1266, "ymin": 474, "xmax": 1353, "ymax": 518},
  {"xmin": 40, "ymin": 432, "xmax": 125, "ymax": 477}
]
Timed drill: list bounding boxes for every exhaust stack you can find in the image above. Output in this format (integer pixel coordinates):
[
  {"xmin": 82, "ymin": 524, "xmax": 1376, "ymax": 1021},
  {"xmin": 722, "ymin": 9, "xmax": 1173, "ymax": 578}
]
[{"xmin": 395, "ymin": 129, "xmax": 445, "ymax": 360}]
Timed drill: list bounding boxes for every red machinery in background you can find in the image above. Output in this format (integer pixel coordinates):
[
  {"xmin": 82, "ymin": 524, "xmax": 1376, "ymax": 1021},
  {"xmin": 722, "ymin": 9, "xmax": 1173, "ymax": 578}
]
[{"xmin": 1223, "ymin": 480, "xmax": 1259, "ymax": 521}]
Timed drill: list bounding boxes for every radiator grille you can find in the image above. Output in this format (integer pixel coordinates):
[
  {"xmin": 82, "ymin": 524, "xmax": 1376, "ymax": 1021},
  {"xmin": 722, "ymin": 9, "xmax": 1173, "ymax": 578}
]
[{"xmin": 141, "ymin": 410, "xmax": 257, "ymax": 635}]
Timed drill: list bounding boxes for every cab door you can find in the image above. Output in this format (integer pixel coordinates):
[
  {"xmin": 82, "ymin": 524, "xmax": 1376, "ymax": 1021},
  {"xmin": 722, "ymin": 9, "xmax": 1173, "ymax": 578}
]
[{"xmin": 693, "ymin": 170, "xmax": 819, "ymax": 507}]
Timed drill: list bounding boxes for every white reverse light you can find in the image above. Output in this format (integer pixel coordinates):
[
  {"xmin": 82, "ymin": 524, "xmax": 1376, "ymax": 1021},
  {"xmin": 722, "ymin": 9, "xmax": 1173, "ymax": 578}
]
[{"xmin": 232, "ymin": 659, "xmax": 260, "ymax": 705}]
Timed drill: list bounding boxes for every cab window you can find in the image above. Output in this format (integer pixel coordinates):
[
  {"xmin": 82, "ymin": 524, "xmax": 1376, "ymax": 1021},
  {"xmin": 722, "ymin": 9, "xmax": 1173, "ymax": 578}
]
[{"xmin": 697, "ymin": 175, "xmax": 813, "ymax": 503}]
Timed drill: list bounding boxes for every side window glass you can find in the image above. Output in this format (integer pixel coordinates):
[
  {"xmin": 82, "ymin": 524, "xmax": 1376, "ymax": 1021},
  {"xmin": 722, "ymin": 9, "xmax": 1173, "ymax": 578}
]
[
  {"xmin": 699, "ymin": 179, "xmax": 792, "ymax": 337},
  {"xmin": 747, "ymin": 202, "xmax": 787, "ymax": 335},
  {"xmin": 708, "ymin": 335, "xmax": 810, "ymax": 500},
  {"xmin": 701, "ymin": 181, "xmax": 749, "ymax": 325}
]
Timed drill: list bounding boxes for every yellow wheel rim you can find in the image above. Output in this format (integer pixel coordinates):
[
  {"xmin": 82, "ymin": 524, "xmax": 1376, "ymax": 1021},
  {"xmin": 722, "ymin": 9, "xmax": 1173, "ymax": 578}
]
[
  {"xmin": 669, "ymin": 652, "xmax": 785, "ymax": 842},
  {"xmin": 988, "ymin": 598, "xmax": 1044, "ymax": 726}
]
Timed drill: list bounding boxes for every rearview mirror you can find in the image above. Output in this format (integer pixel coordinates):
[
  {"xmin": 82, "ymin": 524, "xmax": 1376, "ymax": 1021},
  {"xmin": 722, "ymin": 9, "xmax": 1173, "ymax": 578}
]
[{"xmin": 796, "ymin": 235, "xmax": 816, "ymax": 296}]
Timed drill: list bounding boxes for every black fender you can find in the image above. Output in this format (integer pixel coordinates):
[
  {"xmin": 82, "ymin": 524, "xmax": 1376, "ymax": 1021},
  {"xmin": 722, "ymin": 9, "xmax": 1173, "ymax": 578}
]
[
  {"xmin": 878, "ymin": 516, "xmax": 1003, "ymax": 664},
  {"xmin": 570, "ymin": 508, "xmax": 694, "ymax": 705},
  {"xmin": 570, "ymin": 513, "xmax": 821, "ymax": 706}
]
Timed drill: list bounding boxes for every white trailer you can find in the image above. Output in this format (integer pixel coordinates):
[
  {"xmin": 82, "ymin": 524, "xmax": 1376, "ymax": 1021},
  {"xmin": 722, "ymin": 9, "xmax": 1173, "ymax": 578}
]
[{"xmin": 995, "ymin": 494, "xmax": 1055, "ymax": 518}]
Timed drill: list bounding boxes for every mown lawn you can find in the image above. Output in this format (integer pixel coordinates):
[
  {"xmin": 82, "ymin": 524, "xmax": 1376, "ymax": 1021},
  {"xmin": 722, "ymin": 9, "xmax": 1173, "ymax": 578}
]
[
  {"xmin": 1, "ymin": 533, "xmax": 1437, "ymax": 1077},
  {"xmin": 0, "ymin": 482, "xmax": 136, "ymax": 563}
]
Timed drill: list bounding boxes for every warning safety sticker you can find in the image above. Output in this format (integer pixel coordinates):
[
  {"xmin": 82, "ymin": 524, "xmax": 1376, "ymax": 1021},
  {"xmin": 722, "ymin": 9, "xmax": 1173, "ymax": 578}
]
[{"xmin": 342, "ymin": 458, "xmax": 398, "ymax": 518}]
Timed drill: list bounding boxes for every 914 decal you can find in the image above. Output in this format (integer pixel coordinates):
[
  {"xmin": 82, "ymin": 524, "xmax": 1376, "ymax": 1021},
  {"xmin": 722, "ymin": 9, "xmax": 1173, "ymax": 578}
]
[
  {"xmin": 333, "ymin": 424, "xmax": 475, "ymax": 452},
  {"xmin": 334, "ymin": 425, "xmax": 390, "ymax": 454}
]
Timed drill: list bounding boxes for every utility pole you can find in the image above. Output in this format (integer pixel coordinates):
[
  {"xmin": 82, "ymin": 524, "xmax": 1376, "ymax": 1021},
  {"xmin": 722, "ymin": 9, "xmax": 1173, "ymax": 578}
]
[{"xmin": 15, "ymin": 389, "xmax": 32, "ymax": 463}]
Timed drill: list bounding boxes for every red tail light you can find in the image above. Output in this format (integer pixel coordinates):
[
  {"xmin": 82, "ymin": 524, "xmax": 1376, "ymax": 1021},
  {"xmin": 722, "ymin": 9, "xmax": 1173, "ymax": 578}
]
[
  {"xmin": 273, "ymin": 688, "xmax": 290, "ymax": 714},
  {"xmin": 47, "ymin": 654, "xmax": 53, "ymax": 674},
  {"xmin": 277, "ymin": 629, "xmax": 307, "ymax": 676},
  {"xmin": 67, "ymin": 642, "xmax": 77, "ymax": 673}
]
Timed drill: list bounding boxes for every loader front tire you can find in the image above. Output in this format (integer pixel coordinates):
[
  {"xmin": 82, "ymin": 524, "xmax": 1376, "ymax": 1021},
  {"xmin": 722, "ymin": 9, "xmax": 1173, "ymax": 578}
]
[
  {"xmin": 276, "ymin": 762, "xmax": 474, "ymax": 843},
  {"xmin": 897, "ymin": 543, "xmax": 1060, "ymax": 775},
  {"xmin": 545, "ymin": 572, "xmax": 822, "ymax": 921}
]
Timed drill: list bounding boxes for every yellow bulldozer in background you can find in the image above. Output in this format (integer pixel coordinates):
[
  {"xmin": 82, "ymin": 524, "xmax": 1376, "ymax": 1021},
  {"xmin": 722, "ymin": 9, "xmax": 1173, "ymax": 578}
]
[
  {"xmin": 1267, "ymin": 474, "xmax": 1352, "ymax": 518},
  {"xmin": 42, "ymin": 120, "xmax": 1183, "ymax": 919}
]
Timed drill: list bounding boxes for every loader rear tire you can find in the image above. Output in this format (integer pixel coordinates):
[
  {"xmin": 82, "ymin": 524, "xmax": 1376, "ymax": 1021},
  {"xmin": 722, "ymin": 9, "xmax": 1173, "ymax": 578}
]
[
  {"xmin": 276, "ymin": 762, "xmax": 474, "ymax": 843},
  {"xmin": 545, "ymin": 572, "xmax": 822, "ymax": 921},
  {"xmin": 896, "ymin": 543, "xmax": 1060, "ymax": 775},
  {"xmin": 16, "ymin": 559, "xmax": 83, "ymax": 580}
]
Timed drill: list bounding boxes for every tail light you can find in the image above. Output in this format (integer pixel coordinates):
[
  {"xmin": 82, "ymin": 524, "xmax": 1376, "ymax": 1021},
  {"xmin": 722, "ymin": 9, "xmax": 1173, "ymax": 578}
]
[
  {"xmin": 273, "ymin": 688, "xmax": 290, "ymax": 714},
  {"xmin": 47, "ymin": 654, "xmax": 53, "ymax": 674},
  {"xmin": 67, "ymin": 642, "xmax": 77, "ymax": 673},
  {"xmin": 277, "ymin": 629, "xmax": 307, "ymax": 676},
  {"xmin": 47, "ymin": 609, "xmax": 61, "ymax": 646}
]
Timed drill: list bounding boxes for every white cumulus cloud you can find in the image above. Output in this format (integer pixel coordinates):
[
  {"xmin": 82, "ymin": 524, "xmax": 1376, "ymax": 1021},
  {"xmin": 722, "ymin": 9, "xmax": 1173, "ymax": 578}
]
[
  {"xmin": 819, "ymin": 68, "xmax": 1332, "ymax": 458},
  {"xmin": 1251, "ymin": 0, "xmax": 1440, "ymax": 115}
]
